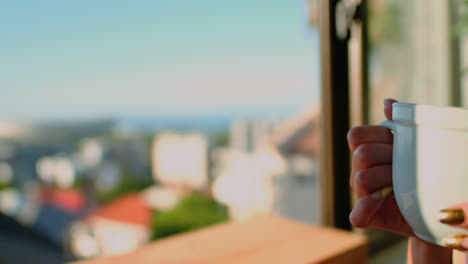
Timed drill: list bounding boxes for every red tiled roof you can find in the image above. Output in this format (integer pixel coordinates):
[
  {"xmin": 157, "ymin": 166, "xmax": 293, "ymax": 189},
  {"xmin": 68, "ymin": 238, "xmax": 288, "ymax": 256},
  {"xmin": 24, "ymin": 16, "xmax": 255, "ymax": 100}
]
[
  {"xmin": 88, "ymin": 193, "xmax": 152, "ymax": 227},
  {"xmin": 39, "ymin": 187, "xmax": 85, "ymax": 213}
]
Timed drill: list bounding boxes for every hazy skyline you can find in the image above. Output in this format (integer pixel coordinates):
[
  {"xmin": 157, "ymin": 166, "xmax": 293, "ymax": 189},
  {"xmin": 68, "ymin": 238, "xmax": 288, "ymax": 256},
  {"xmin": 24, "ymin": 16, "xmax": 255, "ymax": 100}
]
[{"xmin": 1, "ymin": 1, "xmax": 319, "ymax": 121}]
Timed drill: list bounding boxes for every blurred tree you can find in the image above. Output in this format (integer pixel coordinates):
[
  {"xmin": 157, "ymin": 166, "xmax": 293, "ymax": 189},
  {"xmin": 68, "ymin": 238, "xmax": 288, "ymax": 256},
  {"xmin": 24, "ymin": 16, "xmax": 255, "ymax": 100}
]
[
  {"xmin": 71, "ymin": 174, "xmax": 87, "ymax": 190},
  {"xmin": 0, "ymin": 182, "xmax": 12, "ymax": 191},
  {"xmin": 213, "ymin": 131, "xmax": 230, "ymax": 148},
  {"xmin": 151, "ymin": 193, "xmax": 229, "ymax": 240},
  {"xmin": 97, "ymin": 167, "xmax": 153, "ymax": 204}
]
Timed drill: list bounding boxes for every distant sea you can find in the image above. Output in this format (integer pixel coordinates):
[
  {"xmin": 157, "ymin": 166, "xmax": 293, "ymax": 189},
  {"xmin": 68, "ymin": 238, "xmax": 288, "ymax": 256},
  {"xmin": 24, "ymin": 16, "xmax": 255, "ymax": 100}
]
[
  {"xmin": 115, "ymin": 115, "xmax": 233, "ymax": 134},
  {"xmin": 116, "ymin": 107, "xmax": 298, "ymax": 134},
  {"xmin": 0, "ymin": 106, "xmax": 301, "ymax": 140}
]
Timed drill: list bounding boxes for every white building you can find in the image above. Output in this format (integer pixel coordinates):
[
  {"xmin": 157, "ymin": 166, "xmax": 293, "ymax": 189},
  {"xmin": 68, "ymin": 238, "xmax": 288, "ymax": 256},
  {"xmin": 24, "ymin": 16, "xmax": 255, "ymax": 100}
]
[
  {"xmin": 212, "ymin": 146, "xmax": 286, "ymax": 221},
  {"xmin": 212, "ymin": 105, "xmax": 321, "ymax": 224},
  {"xmin": 152, "ymin": 133, "xmax": 208, "ymax": 190},
  {"xmin": 70, "ymin": 193, "xmax": 152, "ymax": 258},
  {"xmin": 79, "ymin": 138, "xmax": 104, "ymax": 168},
  {"xmin": 36, "ymin": 156, "xmax": 76, "ymax": 189},
  {"xmin": 141, "ymin": 185, "xmax": 182, "ymax": 211},
  {"xmin": 230, "ymin": 119, "xmax": 278, "ymax": 153}
]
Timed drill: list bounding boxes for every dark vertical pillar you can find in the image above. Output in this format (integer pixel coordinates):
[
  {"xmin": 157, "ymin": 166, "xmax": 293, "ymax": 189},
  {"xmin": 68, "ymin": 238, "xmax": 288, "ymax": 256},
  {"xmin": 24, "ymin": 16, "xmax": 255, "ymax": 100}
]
[{"xmin": 319, "ymin": 0, "xmax": 352, "ymax": 230}]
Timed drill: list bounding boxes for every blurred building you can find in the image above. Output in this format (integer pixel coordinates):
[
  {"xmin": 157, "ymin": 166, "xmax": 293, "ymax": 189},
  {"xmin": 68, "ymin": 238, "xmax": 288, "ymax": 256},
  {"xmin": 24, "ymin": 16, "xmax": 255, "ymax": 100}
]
[
  {"xmin": 0, "ymin": 161, "xmax": 13, "ymax": 184},
  {"xmin": 152, "ymin": 133, "xmax": 208, "ymax": 190},
  {"xmin": 141, "ymin": 185, "xmax": 182, "ymax": 211},
  {"xmin": 0, "ymin": 142, "xmax": 15, "ymax": 160},
  {"xmin": 36, "ymin": 156, "xmax": 76, "ymax": 188},
  {"xmin": 110, "ymin": 139, "xmax": 150, "ymax": 178},
  {"xmin": 70, "ymin": 193, "xmax": 153, "ymax": 258},
  {"xmin": 230, "ymin": 119, "xmax": 277, "ymax": 153},
  {"xmin": 39, "ymin": 187, "xmax": 85, "ymax": 214},
  {"xmin": 0, "ymin": 212, "xmax": 75, "ymax": 263},
  {"xmin": 78, "ymin": 138, "xmax": 104, "ymax": 169},
  {"xmin": 212, "ymin": 147, "xmax": 286, "ymax": 221},
  {"xmin": 0, "ymin": 120, "xmax": 35, "ymax": 140},
  {"xmin": 269, "ymin": 105, "xmax": 321, "ymax": 224},
  {"xmin": 270, "ymin": 105, "xmax": 320, "ymax": 157},
  {"xmin": 0, "ymin": 183, "xmax": 80, "ymax": 249},
  {"xmin": 212, "ymin": 105, "xmax": 321, "ymax": 224},
  {"xmin": 94, "ymin": 161, "xmax": 120, "ymax": 193}
]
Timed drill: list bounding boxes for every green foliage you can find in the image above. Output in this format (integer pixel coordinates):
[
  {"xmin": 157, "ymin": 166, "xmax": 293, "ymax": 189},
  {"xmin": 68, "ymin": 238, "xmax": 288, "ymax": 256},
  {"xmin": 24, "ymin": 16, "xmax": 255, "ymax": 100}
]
[
  {"xmin": 455, "ymin": 0, "xmax": 468, "ymax": 35},
  {"xmin": 71, "ymin": 176, "xmax": 87, "ymax": 190},
  {"xmin": 97, "ymin": 167, "xmax": 153, "ymax": 204},
  {"xmin": 0, "ymin": 182, "xmax": 12, "ymax": 192},
  {"xmin": 151, "ymin": 194, "xmax": 229, "ymax": 240},
  {"xmin": 213, "ymin": 131, "xmax": 230, "ymax": 148}
]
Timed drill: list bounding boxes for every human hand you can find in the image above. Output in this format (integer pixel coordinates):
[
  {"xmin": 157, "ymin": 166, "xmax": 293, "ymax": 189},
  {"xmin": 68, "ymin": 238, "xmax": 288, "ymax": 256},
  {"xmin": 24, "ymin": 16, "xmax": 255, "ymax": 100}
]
[{"xmin": 348, "ymin": 99, "xmax": 413, "ymax": 236}]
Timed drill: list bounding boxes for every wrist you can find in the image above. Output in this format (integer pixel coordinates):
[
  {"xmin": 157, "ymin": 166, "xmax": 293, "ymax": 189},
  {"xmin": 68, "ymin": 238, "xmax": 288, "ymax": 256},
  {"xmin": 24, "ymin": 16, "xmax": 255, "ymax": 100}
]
[{"xmin": 408, "ymin": 236, "xmax": 452, "ymax": 264}]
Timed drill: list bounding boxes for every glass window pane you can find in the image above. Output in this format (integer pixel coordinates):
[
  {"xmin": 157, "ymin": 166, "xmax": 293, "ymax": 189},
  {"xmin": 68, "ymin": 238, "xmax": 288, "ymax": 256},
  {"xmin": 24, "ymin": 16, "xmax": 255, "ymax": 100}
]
[
  {"xmin": 459, "ymin": 1, "xmax": 468, "ymax": 107},
  {"xmin": 365, "ymin": 0, "xmax": 464, "ymax": 259},
  {"xmin": 367, "ymin": 0, "xmax": 457, "ymax": 123}
]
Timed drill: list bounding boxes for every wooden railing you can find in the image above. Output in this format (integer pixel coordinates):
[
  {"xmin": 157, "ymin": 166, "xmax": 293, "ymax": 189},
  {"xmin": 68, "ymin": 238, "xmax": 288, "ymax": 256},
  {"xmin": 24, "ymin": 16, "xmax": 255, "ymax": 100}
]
[{"xmin": 72, "ymin": 216, "xmax": 368, "ymax": 264}]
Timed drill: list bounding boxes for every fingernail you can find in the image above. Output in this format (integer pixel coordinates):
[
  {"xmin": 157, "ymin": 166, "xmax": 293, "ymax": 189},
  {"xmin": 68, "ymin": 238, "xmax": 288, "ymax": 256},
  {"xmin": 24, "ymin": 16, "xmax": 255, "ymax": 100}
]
[
  {"xmin": 372, "ymin": 187, "xmax": 393, "ymax": 200},
  {"xmin": 442, "ymin": 234, "xmax": 468, "ymax": 250},
  {"xmin": 437, "ymin": 208, "xmax": 465, "ymax": 225},
  {"xmin": 384, "ymin": 99, "xmax": 392, "ymax": 105},
  {"xmin": 379, "ymin": 187, "xmax": 393, "ymax": 199}
]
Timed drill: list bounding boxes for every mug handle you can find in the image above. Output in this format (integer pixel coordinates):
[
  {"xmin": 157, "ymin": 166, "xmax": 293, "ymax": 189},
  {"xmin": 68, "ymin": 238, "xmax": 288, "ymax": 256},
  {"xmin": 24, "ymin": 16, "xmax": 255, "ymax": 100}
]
[{"xmin": 379, "ymin": 120, "xmax": 396, "ymax": 131}]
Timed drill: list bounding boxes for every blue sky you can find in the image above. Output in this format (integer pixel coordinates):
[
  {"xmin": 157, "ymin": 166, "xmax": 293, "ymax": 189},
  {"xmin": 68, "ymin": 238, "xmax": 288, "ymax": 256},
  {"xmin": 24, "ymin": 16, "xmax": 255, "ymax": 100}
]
[{"xmin": 1, "ymin": 0, "xmax": 319, "ymax": 121}]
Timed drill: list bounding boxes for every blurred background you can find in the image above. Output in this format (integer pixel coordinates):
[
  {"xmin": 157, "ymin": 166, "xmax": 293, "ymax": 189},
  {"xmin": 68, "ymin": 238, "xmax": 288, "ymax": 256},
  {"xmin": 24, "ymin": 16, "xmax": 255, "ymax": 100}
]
[
  {"xmin": 3, "ymin": 0, "xmax": 468, "ymax": 263},
  {"xmin": 0, "ymin": 1, "xmax": 321, "ymax": 263}
]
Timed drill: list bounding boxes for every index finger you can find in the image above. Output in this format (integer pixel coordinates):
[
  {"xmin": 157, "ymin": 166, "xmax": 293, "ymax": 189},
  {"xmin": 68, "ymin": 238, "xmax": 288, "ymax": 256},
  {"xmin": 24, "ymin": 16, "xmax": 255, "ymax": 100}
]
[{"xmin": 347, "ymin": 126, "xmax": 393, "ymax": 153}]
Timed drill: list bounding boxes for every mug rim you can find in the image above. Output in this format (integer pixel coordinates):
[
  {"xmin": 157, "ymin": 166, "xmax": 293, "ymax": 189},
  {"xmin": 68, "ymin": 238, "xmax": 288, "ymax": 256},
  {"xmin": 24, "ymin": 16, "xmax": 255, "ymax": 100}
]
[{"xmin": 392, "ymin": 102, "xmax": 468, "ymax": 130}]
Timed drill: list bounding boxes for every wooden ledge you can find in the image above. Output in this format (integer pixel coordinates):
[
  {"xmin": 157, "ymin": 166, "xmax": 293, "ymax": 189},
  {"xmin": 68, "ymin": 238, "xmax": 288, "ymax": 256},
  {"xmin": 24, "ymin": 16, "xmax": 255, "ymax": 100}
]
[{"xmin": 73, "ymin": 216, "xmax": 367, "ymax": 264}]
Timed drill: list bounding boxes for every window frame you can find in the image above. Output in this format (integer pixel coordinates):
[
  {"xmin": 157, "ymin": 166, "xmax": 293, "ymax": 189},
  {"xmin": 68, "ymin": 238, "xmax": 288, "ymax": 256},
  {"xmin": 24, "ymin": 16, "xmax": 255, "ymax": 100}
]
[{"xmin": 318, "ymin": 0, "xmax": 352, "ymax": 230}]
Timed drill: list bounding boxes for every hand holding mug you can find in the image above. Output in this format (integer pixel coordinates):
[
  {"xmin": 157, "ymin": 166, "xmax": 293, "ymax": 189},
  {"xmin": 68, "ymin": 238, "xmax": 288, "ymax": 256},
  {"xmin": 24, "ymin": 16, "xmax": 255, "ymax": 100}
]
[{"xmin": 348, "ymin": 99, "xmax": 413, "ymax": 236}]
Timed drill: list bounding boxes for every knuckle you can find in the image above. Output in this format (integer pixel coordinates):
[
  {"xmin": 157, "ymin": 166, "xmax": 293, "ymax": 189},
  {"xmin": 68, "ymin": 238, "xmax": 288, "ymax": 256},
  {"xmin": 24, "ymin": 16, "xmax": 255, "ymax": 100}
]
[
  {"xmin": 349, "ymin": 206, "xmax": 367, "ymax": 228},
  {"xmin": 353, "ymin": 144, "xmax": 373, "ymax": 168},
  {"xmin": 347, "ymin": 126, "xmax": 364, "ymax": 146},
  {"xmin": 355, "ymin": 169, "xmax": 371, "ymax": 194},
  {"xmin": 349, "ymin": 215, "xmax": 366, "ymax": 228}
]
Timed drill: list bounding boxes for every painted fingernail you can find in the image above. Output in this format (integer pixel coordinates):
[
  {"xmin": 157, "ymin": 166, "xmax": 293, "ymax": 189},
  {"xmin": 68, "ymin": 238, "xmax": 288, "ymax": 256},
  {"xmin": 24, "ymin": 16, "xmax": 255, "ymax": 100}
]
[
  {"xmin": 437, "ymin": 208, "xmax": 465, "ymax": 225},
  {"xmin": 379, "ymin": 187, "xmax": 393, "ymax": 199},
  {"xmin": 372, "ymin": 187, "xmax": 393, "ymax": 200},
  {"xmin": 442, "ymin": 234, "xmax": 468, "ymax": 250}
]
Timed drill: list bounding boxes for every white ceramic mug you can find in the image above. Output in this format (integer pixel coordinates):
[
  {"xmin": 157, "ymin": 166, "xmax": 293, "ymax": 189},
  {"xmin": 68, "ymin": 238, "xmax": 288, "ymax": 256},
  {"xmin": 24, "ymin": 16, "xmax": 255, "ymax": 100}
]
[{"xmin": 379, "ymin": 102, "xmax": 468, "ymax": 246}]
